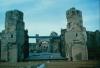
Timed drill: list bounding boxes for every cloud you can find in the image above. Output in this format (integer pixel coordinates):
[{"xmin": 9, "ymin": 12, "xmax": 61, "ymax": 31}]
[
  {"xmin": 23, "ymin": 0, "xmax": 57, "ymax": 15},
  {"xmin": 83, "ymin": 14, "xmax": 100, "ymax": 31},
  {"xmin": 0, "ymin": 0, "xmax": 29, "ymax": 6}
]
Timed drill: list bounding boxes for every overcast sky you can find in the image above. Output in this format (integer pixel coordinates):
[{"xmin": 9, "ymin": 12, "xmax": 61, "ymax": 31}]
[{"xmin": 0, "ymin": 0, "xmax": 100, "ymax": 36}]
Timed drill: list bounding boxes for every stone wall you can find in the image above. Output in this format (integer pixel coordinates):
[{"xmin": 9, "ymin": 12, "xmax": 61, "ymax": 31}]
[
  {"xmin": 65, "ymin": 8, "xmax": 88, "ymax": 61},
  {"xmin": 60, "ymin": 29, "xmax": 66, "ymax": 57},
  {"xmin": 1, "ymin": 10, "xmax": 25, "ymax": 62},
  {"xmin": 87, "ymin": 30, "xmax": 100, "ymax": 60}
]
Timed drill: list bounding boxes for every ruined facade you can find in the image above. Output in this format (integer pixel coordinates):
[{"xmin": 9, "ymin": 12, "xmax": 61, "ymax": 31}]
[
  {"xmin": 0, "ymin": 10, "xmax": 28, "ymax": 62},
  {"xmin": 0, "ymin": 8, "xmax": 100, "ymax": 62},
  {"xmin": 65, "ymin": 8, "xmax": 88, "ymax": 61}
]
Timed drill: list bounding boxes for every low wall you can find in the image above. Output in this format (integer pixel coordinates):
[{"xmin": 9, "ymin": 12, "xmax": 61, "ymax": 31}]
[{"xmin": 0, "ymin": 60, "xmax": 100, "ymax": 68}]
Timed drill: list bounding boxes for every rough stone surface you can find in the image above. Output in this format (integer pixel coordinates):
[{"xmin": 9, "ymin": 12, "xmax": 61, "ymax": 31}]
[
  {"xmin": 60, "ymin": 29, "xmax": 66, "ymax": 57},
  {"xmin": 87, "ymin": 30, "xmax": 100, "ymax": 60},
  {"xmin": 65, "ymin": 8, "xmax": 88, "ymax": 61},
  {"xmin": 1, "ymin": 10, "xmax": 25, "ymax": 62},
  {"xmin": 0, "ymin": 8, "xmax": 99, "ymax": 62}
]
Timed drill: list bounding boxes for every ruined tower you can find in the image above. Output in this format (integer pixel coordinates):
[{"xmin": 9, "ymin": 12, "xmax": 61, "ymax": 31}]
[
  {"xmin": 1, "ymin": 10, "xmax": 25, "ymax": 62},
  {"xmin": 65, "ymin": 8, "xmax": 88, "ymax": 61}
]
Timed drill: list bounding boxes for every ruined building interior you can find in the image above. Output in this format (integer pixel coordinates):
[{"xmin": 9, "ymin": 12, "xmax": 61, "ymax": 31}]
[{"xmin": 0, "ymin": 8, "xmax": 100, "ymax": 62}]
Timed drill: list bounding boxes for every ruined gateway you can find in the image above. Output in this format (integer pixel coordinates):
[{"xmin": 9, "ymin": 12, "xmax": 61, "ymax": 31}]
[{"xmin": 0, "ymin": 8, "xmax": 88, "ymax": 62}]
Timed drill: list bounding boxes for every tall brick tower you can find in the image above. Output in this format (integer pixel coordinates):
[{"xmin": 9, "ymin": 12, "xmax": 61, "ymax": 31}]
[
  {"xmin": 65, "ymin": 8, "xmax": 88, "ymax": 61},
  {"xmin": 1, "ymin": 10, "xmax": 25, "ymax": 62}
]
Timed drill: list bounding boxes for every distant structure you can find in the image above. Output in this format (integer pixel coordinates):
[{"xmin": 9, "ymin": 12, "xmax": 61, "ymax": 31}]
[
  {"xmin": 50, "ymin": 32, "xmax": 60, "ymax": 53},
  {"xmin": 30, "ymin": 32, "xmax": 60, "ymax": 53},
  {"xmin": 35, "ymin": 34, "xmax": 50, "ymax": 53},
  {"xmin": 64, "ymin": 8, "xmax": 88, "ymax": 61},
  {"xmin": 0, "ymin": 10, "xmax": 29, "ymax": 62},
  {"xmin": 0, "ymin": 8, "xmax": 100, "ymax": 62}
]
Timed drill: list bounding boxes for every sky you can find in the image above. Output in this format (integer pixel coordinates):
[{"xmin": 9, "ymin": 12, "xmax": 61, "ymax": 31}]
[{"xmin": 0, "ymin": 0, "xmax": 100, "ymax": 36}]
